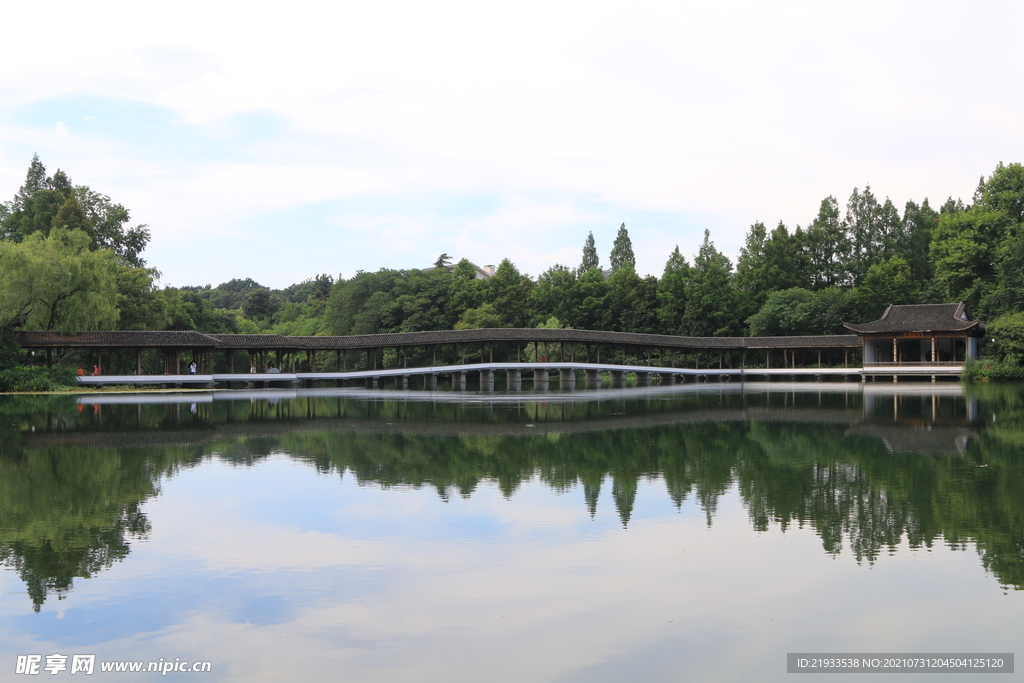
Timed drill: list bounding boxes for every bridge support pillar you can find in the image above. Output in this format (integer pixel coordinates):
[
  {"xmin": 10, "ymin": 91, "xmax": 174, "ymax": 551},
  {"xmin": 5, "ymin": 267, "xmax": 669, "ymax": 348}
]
[
  {"xmin": 424, "ymin": 373, "xmax": 437, "ymax": 390},
  {"xmin": 480, "ymin": 369, "xmax": 495, "ymax": 390},
  {"xmin": 452, "ymin": 371, "xmax": 466, "ymax": 389},
  {"xmin": 336, "ymin": 378, "xmax": 349, "ymax": 387},
  {"xmin": 506, "ymin": 369, "xmax": 522, "ymax": 390},
  {"xmin": 610, "ymin": 370, "xmax": 625, "ymax": 387},
  {"xmin": 533, "ymin": 369, "xmax": 548, "ymax": 390},
  {"xmin": 559, "ymin": 368, "xmax": 575, "ymax": 387},
  {"xmin": 659, "ymin": 372, "xmax": 674, "ymax": 385},
  {"xmin": 585, "ymin": 368, "xmax": 600, "ymax": 386},
  {"xmin": 635, "ymin": 372, "xmax": 650, "ymax": 386}
]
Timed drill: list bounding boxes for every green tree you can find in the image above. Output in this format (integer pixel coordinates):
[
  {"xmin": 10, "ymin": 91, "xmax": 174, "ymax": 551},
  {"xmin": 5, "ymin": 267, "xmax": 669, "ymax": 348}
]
[
  {"xmin": 762, "ymin": 222, "xmax": 807, "ymax": 292},
  {"xmin": 844, "ymin": 185, "xmax": 886, "ymax": 283},
  {"xmin": 985, "ymin": 312, "xmax": 1024, "ymax": 364},
  {"xmin": 746, "ymin": 288, "xmax": 816, "ymax": 336},
  {"xmin": 859, "ymin": 256, "xmax": 919, "ymax": 317},
  {"xmin": 0, "ymin": 229, "xmax": 119, "ymax": 341},
  {"xmin": 242, "ymin": 288, "xmax": 278, "ymax": 320},
  {"xmin": 446, "ymin": 259, "xmax": 483, "ymax": 321},
  {"xmin": 931, "ymin": 209, "xmax": 1008, "ymax": 313},
  {"xmin": 162, "ymin": 289, "xmax": 236, "ymax": 333},
  {"xmin": 1, "ymin": 156, "xmax": 150, "ymax": 266},
  {"xmin": 804, "ymin": 196, "xmax": 851, "ymax": 288},
  {"xmin": 580, "ymin": 231, "xmax": 600, "ymax": 273},
  {"xmin": 603, "ymin": 263, "xmax": 642, "ymax": 331},
  {"xmin": 115, "ymin": 267, "xmax": 166, "ymax": 331},
  {"xmin": 50, "ymin": 194, "xmax": 91, "ymax": 233},
  {"xmin": 657, "ymin": 246, "xmax": 691, "ymax": 335},
  {"xmin": 746, "ymin": 287, "xmax": 857, "ymax": 336},
  {"xmin": 566, "ymin": 267, "xmax": 609, "ymax": 330},
  {"xmin": 735, "ymin": 221, "xmax": 769, "ymax": 315},
  {"xmin": 531, "ymin": 264, "xmax": 576, "ymax": 325},
  {"xmin": 682, "ymin": 230, "xmax": 739, "ymax": 336},
  {"xmin": 609, "ymin": 223, "xmax": 635, "ymax": 272},
  {"xmin": 485, "ymin": 259, "xmax": 532, "ymax": 327},
  {"xmin": 455, "ymin": 303, "xmax": 503, "ymax": 329},
  {"xmin": 324, "ymin": 269, "xmax": 403, "ymax": 335},
  {"xmin": 899, "ymin": 199, "xmax": 938, "ymax": 285},
  {"xmin": 622, "ymin": 275, "xmax": 660, "ymax": 334}
]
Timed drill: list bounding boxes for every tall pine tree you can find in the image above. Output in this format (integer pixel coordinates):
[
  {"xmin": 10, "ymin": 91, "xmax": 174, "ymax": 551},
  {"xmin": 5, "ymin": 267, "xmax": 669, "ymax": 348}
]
[
  {"xmin": 580, "ymin": 231, "xmax": 600, "ymax": 273},
  {"xmin": 609, "ymin": 223, "xmax": 635, "ymax": 272}
]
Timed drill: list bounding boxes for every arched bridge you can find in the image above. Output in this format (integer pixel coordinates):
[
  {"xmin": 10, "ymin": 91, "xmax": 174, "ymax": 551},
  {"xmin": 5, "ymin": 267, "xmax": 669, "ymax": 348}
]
[{"xmin": 17, "ymin": 328, "xmax": 962, "ymax": 386}]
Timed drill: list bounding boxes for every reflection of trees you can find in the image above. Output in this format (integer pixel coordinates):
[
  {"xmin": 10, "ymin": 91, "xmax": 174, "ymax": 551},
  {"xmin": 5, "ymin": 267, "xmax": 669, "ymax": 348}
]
[
  {"xmin": 0, "ymin": 440, "xmax": 204, "ymax": 611},
  {"xmin": 268, "ymin": 414, "xmax": 1024, "ymax": 590},
  {"xmin": 3, "ymin": 385, "xmax": 1024, "ymax": 604}
]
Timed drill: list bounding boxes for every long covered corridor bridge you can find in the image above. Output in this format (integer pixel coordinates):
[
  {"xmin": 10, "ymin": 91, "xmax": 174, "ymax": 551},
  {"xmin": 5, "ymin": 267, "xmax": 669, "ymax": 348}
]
[
  {"xmin": 17, "ymin": 325, "xmax": 963, "ymax": 387},
  {"xmin": 20, "ymin": 327, "xmax": 858, "ymax": 372}
]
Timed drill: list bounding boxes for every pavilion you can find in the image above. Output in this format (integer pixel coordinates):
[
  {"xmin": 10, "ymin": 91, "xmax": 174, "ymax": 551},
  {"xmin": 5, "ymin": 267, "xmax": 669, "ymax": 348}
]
[{"xmin": 843, "ymin": 303, "xmax": 984, "ymax": 365}]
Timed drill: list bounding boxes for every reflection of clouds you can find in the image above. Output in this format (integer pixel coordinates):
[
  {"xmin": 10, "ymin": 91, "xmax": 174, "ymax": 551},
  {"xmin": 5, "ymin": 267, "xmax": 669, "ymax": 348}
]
[{"xmin": 3, "ymin": 457, "xmax": 1020, "ymax": 682}]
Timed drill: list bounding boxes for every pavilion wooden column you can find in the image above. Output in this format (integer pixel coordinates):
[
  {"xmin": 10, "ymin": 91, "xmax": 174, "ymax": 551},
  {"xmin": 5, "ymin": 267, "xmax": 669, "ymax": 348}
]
[
  {"xmin": 135, "ymin": 348, "xmax": 143, "ymax": 374},
  {"xmin": 931, "ymin": 337, "xmax": 937, "ymax": 363},
  {"xmin": 893, "ymin": 338, "xmax": 898, "ymax": 363}
]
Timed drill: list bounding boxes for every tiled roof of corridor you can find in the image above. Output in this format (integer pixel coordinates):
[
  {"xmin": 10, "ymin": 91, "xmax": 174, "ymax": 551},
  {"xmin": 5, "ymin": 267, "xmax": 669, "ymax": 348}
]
[{"xmin": 20, "ymin": 328, "xmax": 861, "ymax": 350}]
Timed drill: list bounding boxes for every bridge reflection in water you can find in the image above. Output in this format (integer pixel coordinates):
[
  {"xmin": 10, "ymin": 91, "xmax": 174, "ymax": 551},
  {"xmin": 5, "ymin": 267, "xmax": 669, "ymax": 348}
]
[{"xmin": 71, "ymin": 382, "xmax": 981, "ymax": 457}]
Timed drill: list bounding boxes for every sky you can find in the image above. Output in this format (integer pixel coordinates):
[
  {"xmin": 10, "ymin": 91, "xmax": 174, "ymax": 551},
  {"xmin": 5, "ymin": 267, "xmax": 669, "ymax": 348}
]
[{"xmin": 1, "ymin": 0, "xmax": 1022, "ymax": 290}]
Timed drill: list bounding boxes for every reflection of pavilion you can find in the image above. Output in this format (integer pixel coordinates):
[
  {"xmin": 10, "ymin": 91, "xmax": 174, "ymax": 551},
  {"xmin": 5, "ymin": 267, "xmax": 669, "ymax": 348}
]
[
  {"xmin": 850, "ymin": 385, "xmax": 981, "ymax": 454},
  {"xmin": 844, "ymin": 302, "xmax": 983, "ymax": 366}
]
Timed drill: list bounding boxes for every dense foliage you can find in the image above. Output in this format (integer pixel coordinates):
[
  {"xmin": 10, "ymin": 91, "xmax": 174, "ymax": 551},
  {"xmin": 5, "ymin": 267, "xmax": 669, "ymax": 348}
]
[{"xmin": 2, "ymin": 155, "xmax": 1024, "ymax": 377}]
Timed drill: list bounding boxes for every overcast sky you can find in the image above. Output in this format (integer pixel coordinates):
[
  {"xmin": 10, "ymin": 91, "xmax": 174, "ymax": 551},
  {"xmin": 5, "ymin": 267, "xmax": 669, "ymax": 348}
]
[{"xmin": 1, "ymin": 1, "xmax": 1021, "ymax": 289}]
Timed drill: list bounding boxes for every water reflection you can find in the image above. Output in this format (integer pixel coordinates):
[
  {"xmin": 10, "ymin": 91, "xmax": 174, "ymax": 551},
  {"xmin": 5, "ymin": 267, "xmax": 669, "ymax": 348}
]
[{"xmin": 0, "ymin": 383, "xmax": 1021, "ymax": 616}]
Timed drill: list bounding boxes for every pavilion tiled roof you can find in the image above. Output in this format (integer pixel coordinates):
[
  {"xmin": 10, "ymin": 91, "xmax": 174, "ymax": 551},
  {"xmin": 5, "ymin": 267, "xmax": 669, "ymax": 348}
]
[{"xmin": 843, "ymin": 303, "xmax": 982, "ymax": 334}]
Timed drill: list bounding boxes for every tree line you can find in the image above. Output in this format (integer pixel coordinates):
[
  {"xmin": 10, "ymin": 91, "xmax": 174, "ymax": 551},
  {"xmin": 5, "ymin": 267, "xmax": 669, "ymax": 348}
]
[{"xmin": 2, "ymin": 155, "xmax": 1024, "ymax": 376}]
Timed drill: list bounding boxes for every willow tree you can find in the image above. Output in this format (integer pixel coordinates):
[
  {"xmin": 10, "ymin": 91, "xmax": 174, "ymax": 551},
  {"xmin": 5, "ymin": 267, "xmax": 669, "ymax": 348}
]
[{"xmin": 0, "ymin": 229, "xmax": 119, "ymax": 345}]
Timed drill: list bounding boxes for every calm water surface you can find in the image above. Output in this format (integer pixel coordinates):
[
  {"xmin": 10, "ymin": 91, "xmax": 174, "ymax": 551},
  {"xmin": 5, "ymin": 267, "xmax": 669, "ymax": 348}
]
[{"xmin": 1, "ymin": 382, "xmax": 1022, "ymax": 682}]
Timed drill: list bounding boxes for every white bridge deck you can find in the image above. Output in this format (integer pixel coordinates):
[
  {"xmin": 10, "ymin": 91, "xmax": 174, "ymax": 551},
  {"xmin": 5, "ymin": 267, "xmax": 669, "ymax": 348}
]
[{"xmin": 75, "ymin": 361, "xmax": 964, "ymax": 387}]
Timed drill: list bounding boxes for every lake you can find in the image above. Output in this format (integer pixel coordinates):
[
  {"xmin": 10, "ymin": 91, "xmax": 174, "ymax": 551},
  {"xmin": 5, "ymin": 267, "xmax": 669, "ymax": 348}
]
[{"xmin": 1, "ymin": 381, "xmax": 1021, "ymax": 681}]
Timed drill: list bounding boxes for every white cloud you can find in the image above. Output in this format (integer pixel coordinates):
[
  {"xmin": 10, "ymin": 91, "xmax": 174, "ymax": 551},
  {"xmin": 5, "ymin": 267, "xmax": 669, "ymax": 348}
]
[{"xmin": 0, "ymin": 0, "xmax": 1022, "ymax": 286}]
